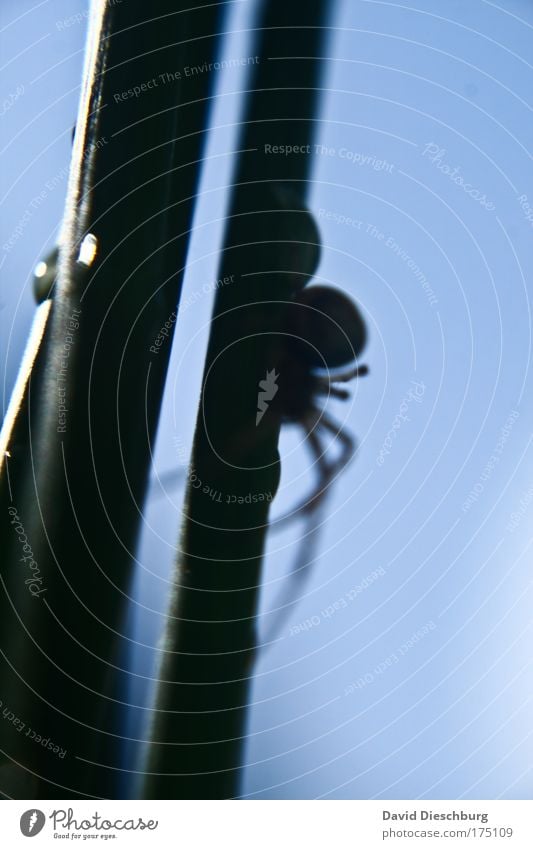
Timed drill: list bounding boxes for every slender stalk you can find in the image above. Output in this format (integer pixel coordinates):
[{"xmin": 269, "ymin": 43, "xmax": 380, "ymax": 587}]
[
  {"xmin": 144, "ymin": 0, "xmax": 330, "ymax": 800},
  {"xmin": 0, "ymin": 0, "xmax": 222, "ymax": 799}
]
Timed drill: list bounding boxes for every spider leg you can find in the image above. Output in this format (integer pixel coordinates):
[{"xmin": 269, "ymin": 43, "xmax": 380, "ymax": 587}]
[
  {"xmin": 326, "ymin": 363, "xmax": 369, "ymax": 383},
  {"xmin": 258, "ymin": 496, "xmax": 325, "ymax": 651},
  {"xmin": 315, "ymin": 383, "xmax": 350, "ymax": 401},
  {"xmin": 318, "ymin": 410, "xmax": 356, "ymax": 474},
  {"xmin": 301, "ymin": 419, "xmax": 335, "ymax": 513},
  {"xmin": 258, "ymin": 414, "xmax": 356, "ymax": 650},
  {"xmin": 258, "ymin": 415, "xmax": 325, "ymax": 642},
  {"xmin": 271, "ymin": 409, "xmax": 350, "ymax": 528},
  {"xmin": 257, "ymin": 414, "xmax": 359, "ymax": 653}
]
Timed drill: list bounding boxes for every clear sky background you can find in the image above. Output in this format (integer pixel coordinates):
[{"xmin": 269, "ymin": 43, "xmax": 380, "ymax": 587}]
[{"xmin": 2, "ymin": 0, "xmax": 533, "ymax": 800}]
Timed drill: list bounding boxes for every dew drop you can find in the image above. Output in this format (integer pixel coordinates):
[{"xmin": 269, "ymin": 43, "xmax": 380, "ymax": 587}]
[{"xmin": 77, "ymin": 233, "xmax": 98, "ymax": 267}]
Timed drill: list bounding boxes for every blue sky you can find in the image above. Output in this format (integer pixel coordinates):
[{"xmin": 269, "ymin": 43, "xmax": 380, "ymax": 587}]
[{"xmin": 2, "ymin": 0, "xmax": 533, "ymax": 799}]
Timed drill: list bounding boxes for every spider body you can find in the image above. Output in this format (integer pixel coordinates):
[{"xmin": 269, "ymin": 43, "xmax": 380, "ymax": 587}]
[
  {"xmin": 258, "ymin": 283, "xmax": 369, "ymax": 646},
  {"xmin": 262, "ymin": 284, "xmax": 368, "ymax": 522}
]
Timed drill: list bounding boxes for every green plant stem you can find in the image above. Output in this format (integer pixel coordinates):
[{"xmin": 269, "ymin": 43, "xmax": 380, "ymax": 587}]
[
  {"xmin": 0, "ymin": 0, "xmax": 222, "ymax": 799},
  {"xmin": 144, "ymin": 0, "xmax": 330, "ymax": 800}
]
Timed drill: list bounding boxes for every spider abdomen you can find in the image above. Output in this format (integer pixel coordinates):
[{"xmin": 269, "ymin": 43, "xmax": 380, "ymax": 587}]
[{"xmin": 288, "ymin": 284, "xmax": 367, "ymax": 370}]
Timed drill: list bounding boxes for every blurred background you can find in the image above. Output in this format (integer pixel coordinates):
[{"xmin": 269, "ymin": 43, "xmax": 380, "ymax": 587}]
[{"xmin": 1, "ymin": 0, "xmax": 533, "ymax": 799}]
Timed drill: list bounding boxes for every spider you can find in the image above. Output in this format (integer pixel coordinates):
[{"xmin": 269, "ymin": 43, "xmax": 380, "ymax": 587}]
[
  {"xmin": 254, "ymin": 283, "xmax": 368, "ymax": 648},
  {"xmin": 263, "ymin": 282, "xmax": 369, "ymax": 525},
  {"xmin": 150, "ymin": 283, "xmax": 368, "ymax": 516}
]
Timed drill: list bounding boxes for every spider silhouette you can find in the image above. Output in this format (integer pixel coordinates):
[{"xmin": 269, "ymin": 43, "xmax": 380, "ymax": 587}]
[
  {"xmin": 255, "ymin": 283, "xmax": 368, "ymax": 648},
  {"xmin": 263, "ymin": 283, "xmax": 369, "ymax": 525},
  {"xmin": 150, "ymin": 283, "xmax": 368, "ymax": 517}
]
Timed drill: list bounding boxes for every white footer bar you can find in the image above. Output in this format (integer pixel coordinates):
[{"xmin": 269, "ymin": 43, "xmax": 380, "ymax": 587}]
[{"xmin": 2, "ymin": 800, "xmax": 531, "ymax": 847}]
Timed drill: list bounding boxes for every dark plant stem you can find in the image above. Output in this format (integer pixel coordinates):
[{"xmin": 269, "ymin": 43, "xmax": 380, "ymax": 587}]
[
  {"xmin": 144, "ymin": 0, "xmax": 330, "ymax": 800},
  {"xmin": 0, "ymin": 0, "xmax": 222, "ymax": 799}
]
